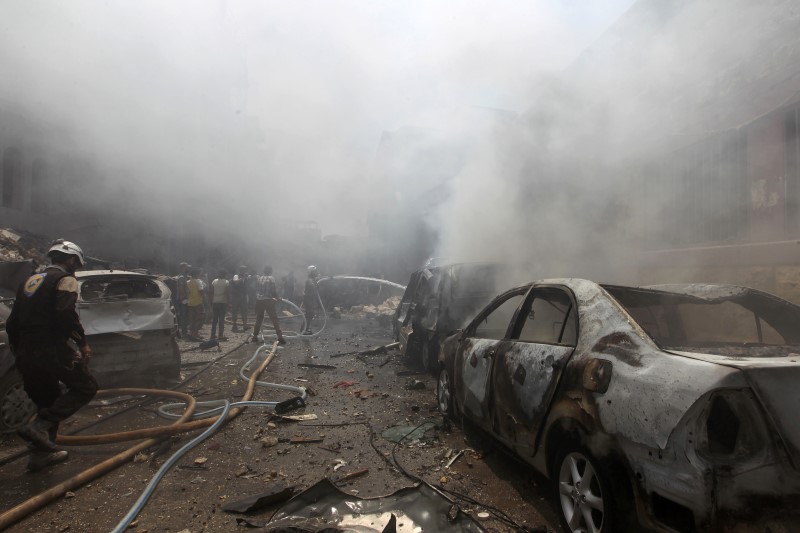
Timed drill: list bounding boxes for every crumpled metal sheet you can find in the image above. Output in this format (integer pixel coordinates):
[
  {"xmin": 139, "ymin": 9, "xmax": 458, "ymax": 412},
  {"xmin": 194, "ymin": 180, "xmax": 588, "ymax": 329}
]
[{"xmin": 263, "ymin": 478, "xmax": 485, "ymax": 532}]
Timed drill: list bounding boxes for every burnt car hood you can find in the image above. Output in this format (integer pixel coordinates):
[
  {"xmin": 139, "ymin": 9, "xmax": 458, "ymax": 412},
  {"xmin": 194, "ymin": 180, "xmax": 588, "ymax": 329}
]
[{"xmin": 669, "ymin": 350, "xmax": 800, "ymax": 468}]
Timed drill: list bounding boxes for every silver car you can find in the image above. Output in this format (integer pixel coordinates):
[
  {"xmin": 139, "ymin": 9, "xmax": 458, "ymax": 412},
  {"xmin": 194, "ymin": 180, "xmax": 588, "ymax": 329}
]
[
  {"xmin": 0, "ymin": 269, "xmax": 180, "ymax": 432},
  {"xmin": 437, "ymin": 279, "xmax": 800, "ymax": 532}
]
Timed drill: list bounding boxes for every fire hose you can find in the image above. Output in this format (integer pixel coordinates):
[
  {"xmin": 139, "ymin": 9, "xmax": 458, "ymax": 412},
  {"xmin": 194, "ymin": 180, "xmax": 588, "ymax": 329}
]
[
  {"xmin": 0, "ymin": 340, "xmax": 302, "ymax": 531},
  {"xmin": 254, "ymin": 275, "xmax": 405, "ymax": 341}
]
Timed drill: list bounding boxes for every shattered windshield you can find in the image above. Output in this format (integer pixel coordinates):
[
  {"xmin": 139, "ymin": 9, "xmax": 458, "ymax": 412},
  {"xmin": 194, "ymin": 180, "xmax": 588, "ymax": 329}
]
[{"xmin": 605, "ymin": 286, "xmax": 800, "ymax": 356}]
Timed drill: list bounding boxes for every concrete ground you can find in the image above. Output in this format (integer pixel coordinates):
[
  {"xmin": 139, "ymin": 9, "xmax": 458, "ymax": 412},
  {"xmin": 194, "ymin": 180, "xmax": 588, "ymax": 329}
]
[{"xmin": 0, "ymin": 315, "xmax": 561, "ymax": 533}]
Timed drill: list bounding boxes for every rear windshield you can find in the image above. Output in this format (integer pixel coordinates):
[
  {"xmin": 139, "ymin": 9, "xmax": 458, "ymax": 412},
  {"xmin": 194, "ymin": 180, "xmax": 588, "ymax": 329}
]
[
  {"xmin": 605, "ymin": 286, "xmax": 800, "ymax": 356},
  {"xmin": 80, "ymin": 277, "xmax": 164, "ymax": 301}
]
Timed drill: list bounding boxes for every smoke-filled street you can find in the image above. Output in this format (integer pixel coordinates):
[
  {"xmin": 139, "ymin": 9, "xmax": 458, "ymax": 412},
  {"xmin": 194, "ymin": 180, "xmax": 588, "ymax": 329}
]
[
  {"xmin": 1, "ymin": 315, "xmax": 561, "ymax": 532},
  {"xmin": 3, "ymin": 1, "xmax": 800, "ymax": 532}
]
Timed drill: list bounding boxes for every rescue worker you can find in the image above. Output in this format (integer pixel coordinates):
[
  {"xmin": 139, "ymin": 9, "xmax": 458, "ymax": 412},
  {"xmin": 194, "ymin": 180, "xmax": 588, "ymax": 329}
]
[
  {"xmin": 251, "ymin": 265, "xmax": 286, "ymax": 345},
  {"xmin": 230, "ymin": 266, "xmax": 249, "ymax": 332},
  {"xmin": 302, "ymin": 265, "xmax": 320, "ymax": 335},
  {"xmin": 6, "ymin": 239, "xmax": 98, "ymax": 472}
]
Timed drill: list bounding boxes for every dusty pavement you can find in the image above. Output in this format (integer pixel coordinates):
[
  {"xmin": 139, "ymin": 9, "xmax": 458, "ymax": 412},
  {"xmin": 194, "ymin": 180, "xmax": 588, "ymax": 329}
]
[{"xmin": 0, "ymin": 315, "xmax": 561, "ymax": 532}]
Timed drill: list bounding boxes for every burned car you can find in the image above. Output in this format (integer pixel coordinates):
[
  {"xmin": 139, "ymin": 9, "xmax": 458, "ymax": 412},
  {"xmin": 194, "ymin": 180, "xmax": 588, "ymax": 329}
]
[
  {"xmin": 76, "ymin": 270, "xmax": 181, "ymax": 387},
  {"xmin": 436, "ymin": 279, "xmax": 800, "ymax": 532},
  {"xmin": 0, "ymin": 270, "xmax": 180, "ymax": 431},
  {"xmin": 0, "ymin": 300, "xmax": 35, "ymax": 432},
  {"xmin": 395, "ymin": 262, "xmax": 510, "ymax": 372}
]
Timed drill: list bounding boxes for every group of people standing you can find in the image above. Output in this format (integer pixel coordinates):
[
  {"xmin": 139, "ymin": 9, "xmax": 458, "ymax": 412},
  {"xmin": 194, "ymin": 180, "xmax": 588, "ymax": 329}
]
[{"xmin": 173, "ymin": 263, "xmax": 321, "ymax": 344}]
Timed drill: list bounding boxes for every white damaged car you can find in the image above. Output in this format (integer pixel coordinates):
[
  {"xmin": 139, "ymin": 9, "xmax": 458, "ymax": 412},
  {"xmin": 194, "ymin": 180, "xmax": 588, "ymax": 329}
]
[
  {"xmin": 437, "ymin": 279, "xmax": 800, "ymax": 532},
  {"xmin": 0, "ymin": 269, "xmax": 180, "ymax": 432}
]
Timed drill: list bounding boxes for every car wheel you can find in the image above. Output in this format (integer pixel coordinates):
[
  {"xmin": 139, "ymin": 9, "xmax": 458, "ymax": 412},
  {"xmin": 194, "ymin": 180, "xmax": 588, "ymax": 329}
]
[
  {"xmin": 0, "ymin": 370, "xmax": 36, "ymax": 432},
  {"xmin": 555, "ymin": 446, "xmax": 617, "ymax": 533},
  {"xmin": 436, "ymin": 366, "xmax": 453, "ymax": 416}
]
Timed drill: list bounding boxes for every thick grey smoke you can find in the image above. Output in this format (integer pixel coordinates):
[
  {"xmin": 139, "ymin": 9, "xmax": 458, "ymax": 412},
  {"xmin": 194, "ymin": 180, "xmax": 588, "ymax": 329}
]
[
  {"xmin": 427, "ymin": 0, "xmax": 800, "ymax": 287},
  {"xmin": 0, "ymin": 0, "xmax": 635, "ymax": 273}
]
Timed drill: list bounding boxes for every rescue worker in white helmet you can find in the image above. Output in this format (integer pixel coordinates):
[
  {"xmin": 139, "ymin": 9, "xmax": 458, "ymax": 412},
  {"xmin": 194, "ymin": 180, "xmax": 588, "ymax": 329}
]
[
  {"xmin": 6, "ymin": 239, "xmax": 98, "ymax": 472},
  {"xmin": 301, "ymin": 265, "xmax": 320, "ymax": 335}
]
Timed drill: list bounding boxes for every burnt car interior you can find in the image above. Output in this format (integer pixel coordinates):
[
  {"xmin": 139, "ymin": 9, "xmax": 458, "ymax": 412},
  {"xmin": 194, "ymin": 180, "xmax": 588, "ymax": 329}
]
[
  {"xmin": 604, "ymin": 285, "xmax": 800, "ymax": 355},
  {"xmin": 80, "ymin": 277, "xmax": 164, "ymax": 301}
]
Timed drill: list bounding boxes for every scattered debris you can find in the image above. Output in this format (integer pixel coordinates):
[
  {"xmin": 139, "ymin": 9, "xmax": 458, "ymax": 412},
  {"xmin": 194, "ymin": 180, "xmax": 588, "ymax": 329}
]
[
  {"xmin": 260, "ymin": 436, "xmax": 279, "ymax": 448},
  {"xmin": 381, "ymin": 422, "xmax": 436, "ymax": 443},
  {"xmin": 333, "ymin": 381, "xmax": 356, "ymax": 389},
  {"xmin": 64, "ymin": 492, "xmax": 76, "ymax": 499},
  {"xmin": 289, "ymin": 437, "xmax": 324, "ymax": 444},
  {"xmin": 396, "ymin": 370, "xmax": 424, "ymax": 377},
  {"xmin": 264, "ymin": 478, "xmax": 484, "ymax": 532},
  {"xmin": 273, "ymin": 413, "xmax": 318, "ymax": 422},
  {"xmin": 333, "ymin": 459, "xmax": 347, "ymax": 471},
  {"xmin": 274, "ymin": 396, "xmax": 306, "ymax": 414},
  {"xmin": 235, "ymin": 517, "xmax": 266, "ymax": 528},
  {"xmin": 329, "ymin": 342, "xmax": 400, "ymax": 359},
  {"xmin": 194, "ymin": 457, "xmax": 208, "ymax": 465},
  {"xmin": 405, "ymin": 379, "xmax": 426, "ymax": 390},
  {"xmin": 221, "ymin": 481, "xmax": 297, "ymax": 513},
  {"xmin": 445, "ymin": 450, "xmax": 464, "ymax": 468},
  {"xmin": 297, "ymin": 363, "xmax": 337, "ymax": 370},
  {"xmin": 331, "ymin": 468, "xmax": 369, "ymax": 485}
]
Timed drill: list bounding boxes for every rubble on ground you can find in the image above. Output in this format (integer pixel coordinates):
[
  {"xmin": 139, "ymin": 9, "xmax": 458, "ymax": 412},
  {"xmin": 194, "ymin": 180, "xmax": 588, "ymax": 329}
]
[
  {"xmin": 0, "ymin": 228, "xmax": 50, "ymax": 263},
  {"xmin": 336, "ymin": 296, "xmax": 400, "ymax": 325}
]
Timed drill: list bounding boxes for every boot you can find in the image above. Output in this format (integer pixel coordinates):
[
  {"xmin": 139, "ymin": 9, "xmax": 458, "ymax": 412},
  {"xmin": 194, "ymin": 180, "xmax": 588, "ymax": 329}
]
[
  {"xmin": 17, "ymin": 416, "xmax": 58, "ymax": 451},
  {"xmin": 26, "ymin": 449, "xmax": 69, "ymax": 472}
]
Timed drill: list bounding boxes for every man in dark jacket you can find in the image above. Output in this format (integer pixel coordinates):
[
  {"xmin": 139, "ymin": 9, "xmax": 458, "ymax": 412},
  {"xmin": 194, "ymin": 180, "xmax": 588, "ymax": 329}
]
[
  {"xmin": 6, "ymin": 239, "xmax": 98, "ymax": 472},
  {"xmin": 302, "ymin": 265, "xmax": 320, "ymax": 335}
]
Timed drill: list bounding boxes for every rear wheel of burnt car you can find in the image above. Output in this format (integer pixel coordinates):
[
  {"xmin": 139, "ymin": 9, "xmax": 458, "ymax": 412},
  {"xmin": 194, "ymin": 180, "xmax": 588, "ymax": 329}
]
[
  {"xmin": 0, "ymin": 370, "xmax": 36, "ymax": 432},
  {"xmin": 555, "ymin": 446, "xmax": 618, "ymax": 533},
  {"xmin": 436, "ymin": 366, "xmax": 453, "ymax": 416}
]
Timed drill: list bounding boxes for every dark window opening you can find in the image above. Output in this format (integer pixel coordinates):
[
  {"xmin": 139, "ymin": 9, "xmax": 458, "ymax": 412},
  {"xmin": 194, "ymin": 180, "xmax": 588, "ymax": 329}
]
[{"xmin": 706, "ymin": 396, "xmax": 740, "ymax": 455}]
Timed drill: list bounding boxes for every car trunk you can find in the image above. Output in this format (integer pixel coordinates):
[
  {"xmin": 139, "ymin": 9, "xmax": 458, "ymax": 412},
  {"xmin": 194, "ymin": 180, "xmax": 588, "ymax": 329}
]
[
  {"xmin": 88, "ymin": 329, "xmax": 180, "ymax": 388},
  {"xmin": 668, "ymin": 350, "xmax": 800, "ymax": 469}
]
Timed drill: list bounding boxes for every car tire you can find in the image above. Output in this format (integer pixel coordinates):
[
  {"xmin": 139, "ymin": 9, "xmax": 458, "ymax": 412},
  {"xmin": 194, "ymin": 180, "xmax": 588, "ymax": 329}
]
[
  {"xmin": 436, "ymin": 366, "xmax": 453, "ymax": 416},
  {"xmin": 554, "ymin": 445, "xmax": 620, "ymax": 533},
  {"xmin": 0, "ymin": 370, "xmax": 36, "ymax": 433}
]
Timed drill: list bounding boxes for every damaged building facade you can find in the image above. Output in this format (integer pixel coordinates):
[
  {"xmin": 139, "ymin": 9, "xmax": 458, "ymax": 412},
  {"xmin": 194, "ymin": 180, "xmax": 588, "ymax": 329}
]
[{"xmin": 566, "ymin": 0, "xmax": 800, "ymax": 302}]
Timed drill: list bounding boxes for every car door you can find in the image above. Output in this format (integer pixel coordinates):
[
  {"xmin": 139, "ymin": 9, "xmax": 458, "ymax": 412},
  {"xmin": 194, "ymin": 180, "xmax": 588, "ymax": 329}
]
[
  {"xmin": 489, "ymin": 286, "xmax": 578, "ymax": 458},
  {"xmin": 455, "ymin": 287, "xmax": 528, "ymax": 427},
  {"xmin": 395, "ymin": 272, "xmax": 421, "ymax": 341}
]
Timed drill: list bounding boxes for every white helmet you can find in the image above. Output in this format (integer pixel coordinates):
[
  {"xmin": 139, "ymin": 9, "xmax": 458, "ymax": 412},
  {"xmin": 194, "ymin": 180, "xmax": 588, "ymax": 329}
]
[
  {"xmin": 307, "ymin": 265, "xmax": 319, "ymax": 277},
  {"xmin": 47, "ymin": 239, "xmax": 86, "ymax": 266}
]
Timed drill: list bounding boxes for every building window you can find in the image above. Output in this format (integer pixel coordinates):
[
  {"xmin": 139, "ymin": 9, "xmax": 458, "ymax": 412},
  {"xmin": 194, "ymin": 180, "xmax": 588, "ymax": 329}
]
[
  {"xmin": 2, "ymin": 148, "xmax": 22, "ymax": 209},
  {"xmin": 30, "ymin": 158, "xmax": 50, "ymax": 214}
]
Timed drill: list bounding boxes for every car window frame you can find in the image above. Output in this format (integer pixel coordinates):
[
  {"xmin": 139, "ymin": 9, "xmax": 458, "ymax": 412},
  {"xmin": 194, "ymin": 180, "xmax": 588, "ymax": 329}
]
[
  {"xmin": 465, "ymin": 285, "xmax": 532, "ymax": 340},
  {"xmin": 510, "ymin": 285, "xmax": 579, "ymax": 347}
]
